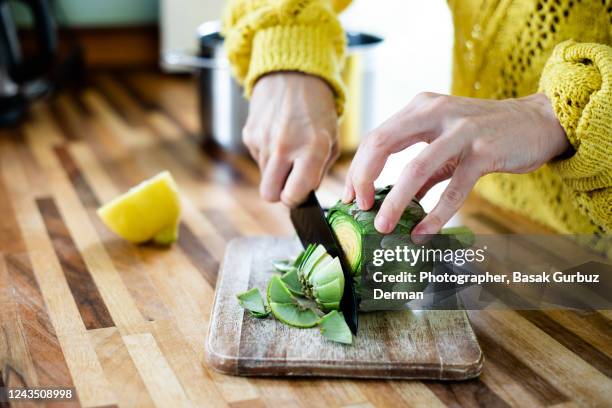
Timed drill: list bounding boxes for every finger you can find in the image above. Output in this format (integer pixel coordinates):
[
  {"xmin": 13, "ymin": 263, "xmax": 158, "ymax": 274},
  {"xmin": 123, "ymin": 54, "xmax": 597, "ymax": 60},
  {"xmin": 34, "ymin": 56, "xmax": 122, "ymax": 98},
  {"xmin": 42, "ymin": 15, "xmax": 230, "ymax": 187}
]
[
  {"xmin": 246, "ymin": 144, "xmax": 259, "ymax": 164},
  {"xmin": 342, "ymin": 180, "xmax": 355, "ymax": 203},
  {"xmin": 368, "ymin": 92, "xmax": 448, "ymax": 149},
  {"xmin": 375, "ymin": 137, "xmax": 461, "ymax": 233},
  {"xmin": 341, "ymin": 158, "xmax": 355, "ymax": 203},
  {"xmin": 348, "ymin": 131, "xmax": 413, "ymax": 210},
  {"xmin": 259, "ymin": 154, "xmax": 292, "ymax": 202},
  {"xmin": 415, "ymin": 172, "xmax": 452, "ymax": 200},
  {"xmin": 343, "ymin": 141, "xmax": 372, "ymax": 210},
  {"xmin": 336, "ymin": 163, "xmax": 353, "ymax": 204},
  {"xmin": 242, "ymin": 125, "xmax": 260, "ymax": 166},
  {"xmin": 347, "ymin": 94, "xmax": 447, "ymax": 210},
  {"xmin": 415, "ymin": 160, "xmax": 458, "ymax": 199},
  {"xmin": 323, "ymin": 142, "xmax": 340, "ymax": 176},
  {"xmin": 243, "ymin": 139, "xmax": 260, "ymax": 168},
  {"xmin": 411, "ymin": 162, "xmax": 481, "ymax": 243},
  {"xmin": 258, "ymin": 149, "xmax": 270, "ymax": 172},
  {"xmin": 281, "ymin": 153, "xmax": 326, "ymax": 207}
]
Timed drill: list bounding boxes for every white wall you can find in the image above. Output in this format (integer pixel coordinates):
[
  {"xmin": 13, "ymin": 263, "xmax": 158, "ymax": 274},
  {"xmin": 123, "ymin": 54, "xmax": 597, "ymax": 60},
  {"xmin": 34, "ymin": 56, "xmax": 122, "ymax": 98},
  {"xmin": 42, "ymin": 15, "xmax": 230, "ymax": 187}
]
[
  {"xmin": 340, "ymin": 1, "xmax": 453, "ymax": 123},
  {"xmin": 161, "ymin": 0, "xmax": 224, "ymax": 64}
]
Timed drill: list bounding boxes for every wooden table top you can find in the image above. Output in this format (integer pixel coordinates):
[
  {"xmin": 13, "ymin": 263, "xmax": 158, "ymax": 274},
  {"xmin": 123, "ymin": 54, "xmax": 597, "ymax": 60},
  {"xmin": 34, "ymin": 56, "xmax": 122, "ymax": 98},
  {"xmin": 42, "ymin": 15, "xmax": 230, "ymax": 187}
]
[{"xmin": 0, "ymin": 70, "xmax": 610, "ymax": 408}]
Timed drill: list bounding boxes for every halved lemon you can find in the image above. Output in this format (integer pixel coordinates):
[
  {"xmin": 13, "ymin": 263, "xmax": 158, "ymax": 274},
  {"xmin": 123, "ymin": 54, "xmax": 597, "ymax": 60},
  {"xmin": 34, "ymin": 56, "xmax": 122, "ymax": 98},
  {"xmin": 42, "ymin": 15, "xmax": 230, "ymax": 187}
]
[{"xmin": 97, "ymin": 171, "xmax": 181, "ymax": 245}]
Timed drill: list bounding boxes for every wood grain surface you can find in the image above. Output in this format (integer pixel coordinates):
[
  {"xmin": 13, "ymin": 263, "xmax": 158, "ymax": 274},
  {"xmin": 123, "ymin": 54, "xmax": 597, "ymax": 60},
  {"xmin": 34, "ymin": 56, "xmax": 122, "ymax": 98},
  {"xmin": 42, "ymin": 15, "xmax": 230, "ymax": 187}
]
[
  {"xmin": 207, "ymin": 236, "xmax": 483, "ymax": 380},
  {"xmin": 0, "ymin": 70, "xmax": 610, "ymax": 407}
]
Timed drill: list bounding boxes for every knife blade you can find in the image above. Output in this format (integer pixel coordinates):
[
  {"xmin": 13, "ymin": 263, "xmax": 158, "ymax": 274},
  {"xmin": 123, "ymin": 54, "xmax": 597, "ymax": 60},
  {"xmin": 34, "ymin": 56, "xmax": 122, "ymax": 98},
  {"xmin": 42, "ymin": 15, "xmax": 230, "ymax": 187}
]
[{"xmin": 290, "ymin": 191, "xmax": 359, "ymax": 334}]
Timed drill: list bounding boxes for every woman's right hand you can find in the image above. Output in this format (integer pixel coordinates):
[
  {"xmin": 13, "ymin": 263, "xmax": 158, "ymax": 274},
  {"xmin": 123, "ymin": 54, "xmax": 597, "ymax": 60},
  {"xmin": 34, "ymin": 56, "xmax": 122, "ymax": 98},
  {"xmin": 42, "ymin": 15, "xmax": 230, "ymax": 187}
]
[{"xmin": 244, "ymin": 72, "xmax": 339, "ymax": 207}]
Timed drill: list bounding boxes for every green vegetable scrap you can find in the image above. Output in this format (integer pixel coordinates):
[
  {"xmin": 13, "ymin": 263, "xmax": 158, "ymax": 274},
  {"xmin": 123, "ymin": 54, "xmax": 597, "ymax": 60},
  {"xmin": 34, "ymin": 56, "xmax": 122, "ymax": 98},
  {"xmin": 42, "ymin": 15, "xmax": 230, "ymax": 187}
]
[
  {"xmin": 319, "ymin": 310, "xmax": 353, "ymax": 344},
  {"xmin": 280, "ymin": 268, "xmax": 303, "ymax": 296},
  {"xmin": 236, "ymin": 287, "xmax": 270, "ymax": 318},
  {"xmin": 267, "ymin": 275, "xmax": 319, "ymax": 328}
]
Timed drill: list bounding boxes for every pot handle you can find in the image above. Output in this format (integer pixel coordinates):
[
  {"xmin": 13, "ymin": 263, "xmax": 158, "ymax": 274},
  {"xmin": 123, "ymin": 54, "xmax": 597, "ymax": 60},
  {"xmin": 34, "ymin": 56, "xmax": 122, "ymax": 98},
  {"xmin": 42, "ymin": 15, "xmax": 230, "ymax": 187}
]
[{"xmin": 162, "ymin": 51, "xmax": 229, "ymax": 70}]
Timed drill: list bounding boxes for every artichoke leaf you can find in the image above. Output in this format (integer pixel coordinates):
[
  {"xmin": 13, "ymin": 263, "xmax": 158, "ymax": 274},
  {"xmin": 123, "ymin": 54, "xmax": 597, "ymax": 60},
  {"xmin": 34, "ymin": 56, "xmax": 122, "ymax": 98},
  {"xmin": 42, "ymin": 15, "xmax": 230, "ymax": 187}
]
[
  {"xmin": 281, "ymin": 268, "xmax": 304, "ymax": 296},
  {"xmin": 295, "ymin": 244, "xmax": 345, "ymax": 311},
  {"xmin": 319, "ymin": 311, "xmax": 353, "ymax": 344},
  {"xmin": 267, "ymin": 276, "xmax": 319, "ymax": 328},
  {"xmin": 236, "ymin": 287, "xmax": 270, "ymax": 318},
  {"xmin": 273, "ymin": 259, "xmax": 295, "ymax": 274}
]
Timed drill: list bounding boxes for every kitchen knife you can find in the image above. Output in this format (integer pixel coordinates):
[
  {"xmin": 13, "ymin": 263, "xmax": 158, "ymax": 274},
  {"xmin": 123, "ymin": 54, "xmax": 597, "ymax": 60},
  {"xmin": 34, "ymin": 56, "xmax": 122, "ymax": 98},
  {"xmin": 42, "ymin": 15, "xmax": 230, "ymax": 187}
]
[{"xmin": 290, "ymin": 191, "xmax": 359, "ymax": 334}]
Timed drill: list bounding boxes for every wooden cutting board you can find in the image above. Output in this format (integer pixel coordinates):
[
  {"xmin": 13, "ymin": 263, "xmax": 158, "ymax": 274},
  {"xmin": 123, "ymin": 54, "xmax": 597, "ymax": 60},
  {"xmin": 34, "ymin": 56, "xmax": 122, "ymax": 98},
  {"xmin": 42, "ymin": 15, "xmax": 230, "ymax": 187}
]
[{"xmin": 206, "ymin": 237, "xmax": 483, "ymax": 380}]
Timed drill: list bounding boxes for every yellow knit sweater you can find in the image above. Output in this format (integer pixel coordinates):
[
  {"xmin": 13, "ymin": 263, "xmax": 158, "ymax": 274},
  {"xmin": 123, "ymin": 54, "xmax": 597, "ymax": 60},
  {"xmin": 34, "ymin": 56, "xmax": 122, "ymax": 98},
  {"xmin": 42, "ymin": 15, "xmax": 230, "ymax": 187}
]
[{"xmin": 223, "ymin": 0, "xmax": 612, "ymax": 238}]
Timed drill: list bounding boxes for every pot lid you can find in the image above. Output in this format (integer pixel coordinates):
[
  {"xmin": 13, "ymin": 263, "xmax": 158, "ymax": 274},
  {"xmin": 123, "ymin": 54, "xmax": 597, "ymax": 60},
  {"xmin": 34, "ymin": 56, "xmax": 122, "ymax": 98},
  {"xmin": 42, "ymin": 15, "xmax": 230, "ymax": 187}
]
[{"xmin": 196, "ymin": 20, "xmax": 383, "ymax": 50}]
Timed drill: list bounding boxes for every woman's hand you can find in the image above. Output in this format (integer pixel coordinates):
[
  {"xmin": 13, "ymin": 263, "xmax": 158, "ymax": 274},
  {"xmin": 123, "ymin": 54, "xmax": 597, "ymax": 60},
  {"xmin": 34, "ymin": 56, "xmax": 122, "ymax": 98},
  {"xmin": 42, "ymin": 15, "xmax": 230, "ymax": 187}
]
[
  {"xmin": 244, "ymin": 72, "xmax": 339, "ymax": 207},
  {"xmin": 343, "ymin": 92, "xmax": 569, "ymax": 241}
]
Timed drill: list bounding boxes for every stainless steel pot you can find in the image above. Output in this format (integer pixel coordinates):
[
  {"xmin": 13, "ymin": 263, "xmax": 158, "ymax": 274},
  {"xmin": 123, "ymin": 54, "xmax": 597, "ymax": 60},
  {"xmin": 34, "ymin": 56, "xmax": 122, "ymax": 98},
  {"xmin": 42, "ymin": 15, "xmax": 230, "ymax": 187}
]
[{"xmin": 163, "ymin": 21, "xmax": 383, "ymax": 154}]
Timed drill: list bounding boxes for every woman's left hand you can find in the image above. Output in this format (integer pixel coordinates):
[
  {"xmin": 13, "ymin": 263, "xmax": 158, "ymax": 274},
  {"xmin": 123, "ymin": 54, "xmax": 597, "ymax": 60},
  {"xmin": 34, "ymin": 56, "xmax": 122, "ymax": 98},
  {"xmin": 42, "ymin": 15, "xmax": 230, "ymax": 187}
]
[{"xmin": 343, "ymin": 92, "xmax": 569, "ymax": 242}]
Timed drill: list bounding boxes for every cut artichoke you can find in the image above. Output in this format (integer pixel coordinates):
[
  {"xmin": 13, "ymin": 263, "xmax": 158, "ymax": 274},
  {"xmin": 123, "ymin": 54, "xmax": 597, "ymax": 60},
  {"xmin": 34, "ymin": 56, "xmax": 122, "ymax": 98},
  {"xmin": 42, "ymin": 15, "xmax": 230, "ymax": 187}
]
[
  {"xmin": 296, "ymin": 244, "xmax": 344, "ymax": 312},
  {"xmin": 267, "ymin": 276, "xmax": 319, "ymax": 328},
  {"xmin": 236, "ymin": 186, "xmax": 477, "ymax": 345},
  {"xmin": 328, "ymin": 186, "xmax": 426, "ymax": 298}
]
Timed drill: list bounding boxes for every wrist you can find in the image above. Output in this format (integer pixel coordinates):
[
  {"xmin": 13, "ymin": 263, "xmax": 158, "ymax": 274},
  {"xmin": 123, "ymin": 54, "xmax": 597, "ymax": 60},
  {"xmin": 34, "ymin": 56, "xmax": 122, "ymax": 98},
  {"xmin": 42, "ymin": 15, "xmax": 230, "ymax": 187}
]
[
  {"xmin": 255, "ymin": 72, "xmax": 335, "ymax": 96},
  {"xmin": 252, "ymin": 72, "xmax": 337, "ymax": 120},
  {"xmin": 525, "ymin": 93, "xmax": 571, "ymax": 159}
]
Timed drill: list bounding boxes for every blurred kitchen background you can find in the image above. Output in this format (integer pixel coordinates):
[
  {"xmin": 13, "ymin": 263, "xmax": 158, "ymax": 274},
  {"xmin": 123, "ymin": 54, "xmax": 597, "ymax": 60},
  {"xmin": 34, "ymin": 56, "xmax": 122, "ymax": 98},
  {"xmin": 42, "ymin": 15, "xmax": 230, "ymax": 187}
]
[{"xmin": 2, "ymin": 0, "xmax": 454, "ymax": 211}]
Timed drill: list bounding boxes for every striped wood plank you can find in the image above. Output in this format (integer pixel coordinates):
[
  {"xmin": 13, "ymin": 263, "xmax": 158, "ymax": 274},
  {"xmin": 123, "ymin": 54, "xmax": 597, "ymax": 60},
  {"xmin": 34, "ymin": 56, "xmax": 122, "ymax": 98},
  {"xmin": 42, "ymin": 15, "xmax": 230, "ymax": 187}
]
[{"xmin": 0, "ymin": 70, "xmax": 609, "ymax": 407}]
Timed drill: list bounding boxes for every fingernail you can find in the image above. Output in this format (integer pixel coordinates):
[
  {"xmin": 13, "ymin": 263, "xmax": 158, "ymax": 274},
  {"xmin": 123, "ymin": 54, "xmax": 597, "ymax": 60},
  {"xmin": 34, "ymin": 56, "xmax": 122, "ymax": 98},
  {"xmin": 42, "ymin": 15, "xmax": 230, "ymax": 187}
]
[
  {"xmin": 342, "ymin": 187, "xmax": 351, "ymax": 203},
  {"xmin": 412, "ymin": 225, "xmax": 430, "ymax": 244},
  {"xmin": 375, "ymin": 214, "xmax": 391, "ymax": 233},
  {"xmin": 357, "ymin": 197, "xmax": 364, "ymax": 209}
]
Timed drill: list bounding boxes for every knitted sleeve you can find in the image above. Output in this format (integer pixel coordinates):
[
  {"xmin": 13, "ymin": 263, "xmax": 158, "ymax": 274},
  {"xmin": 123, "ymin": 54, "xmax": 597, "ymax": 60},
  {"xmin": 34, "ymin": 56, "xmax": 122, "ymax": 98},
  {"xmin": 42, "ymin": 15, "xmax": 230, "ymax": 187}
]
[
  {"xmin": 539, "ymin": 40, "xmax": 612, "ymax": 232},
  {"xmin": 222, "ymin": 0, "xmax": 353, "ymax": 115}
]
